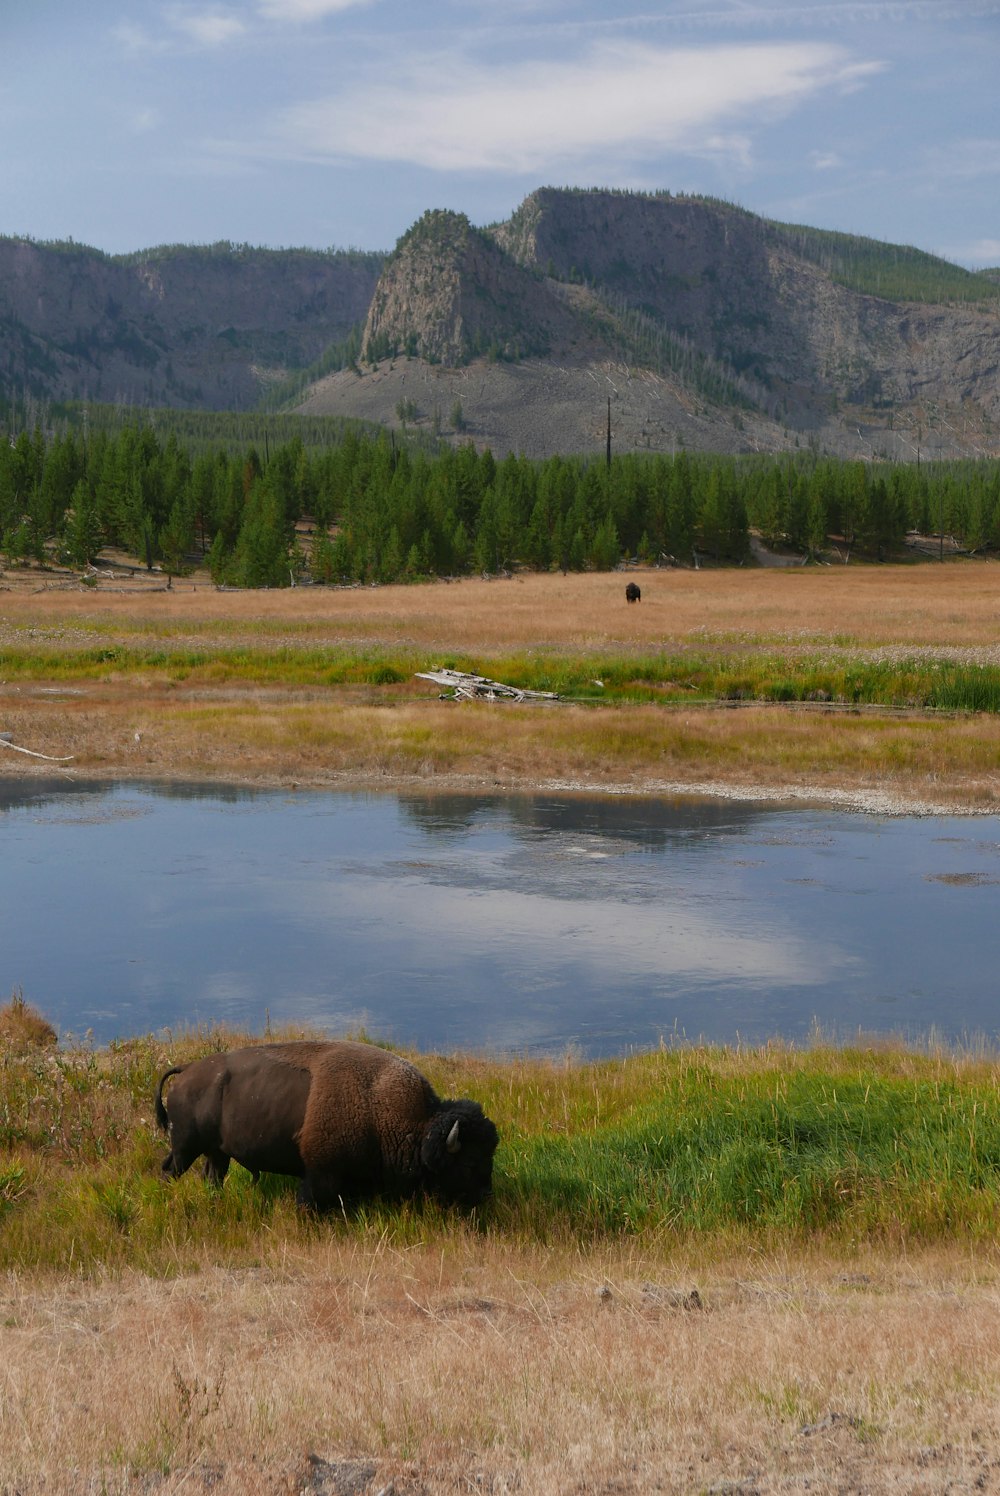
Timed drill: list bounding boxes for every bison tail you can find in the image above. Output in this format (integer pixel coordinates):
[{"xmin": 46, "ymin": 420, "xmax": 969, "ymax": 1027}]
[{"xmin": 154, "ymin": 1066, "xmax": 186, "ymax": 1132}]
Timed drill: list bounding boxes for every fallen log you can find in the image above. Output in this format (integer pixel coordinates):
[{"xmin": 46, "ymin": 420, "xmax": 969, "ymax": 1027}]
[
  {"xmin": 0, "ymin": 734, "xmax": 75, "ymax": 762},
  {"xmin": 415, "ymin": 668, "xmax": 560, "ymax": 704}
]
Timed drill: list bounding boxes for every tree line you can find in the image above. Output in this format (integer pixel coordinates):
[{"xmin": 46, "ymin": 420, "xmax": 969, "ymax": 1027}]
[{"xmin": 2, "ymin": 419, "xmax": 999, "ymax": 586}]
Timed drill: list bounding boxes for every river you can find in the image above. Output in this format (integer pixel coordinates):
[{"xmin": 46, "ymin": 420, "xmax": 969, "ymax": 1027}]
[{"xmin": 2, "ymin": 778, "xmax": 998, "ymax": 1057}]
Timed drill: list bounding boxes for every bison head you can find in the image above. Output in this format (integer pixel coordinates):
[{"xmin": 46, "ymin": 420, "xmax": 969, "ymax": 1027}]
[{"xmin": 421, "ymin": 1100, "xmax": 499, "ymax": 1208}]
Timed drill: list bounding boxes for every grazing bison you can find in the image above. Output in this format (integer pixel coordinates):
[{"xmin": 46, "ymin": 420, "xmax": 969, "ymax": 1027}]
[
  {"xmin": 155, "ymin": 1040, "xmax": 499, "ymax": 1211},
  {"xmin": 625, "ymin": 581, "xmax": 641, "ymax": 603}
]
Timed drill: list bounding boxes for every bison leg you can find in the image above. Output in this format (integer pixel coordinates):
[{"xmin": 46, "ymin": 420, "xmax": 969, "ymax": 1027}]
[
  {"xmin": 160, "ymin": 1119, "xmax": 207, "ymax": 1180},
  {"xmin": 297, "ymin": 1174, "xmax": 344, "ymax": 1214},
  {"xmin": 202, "ymin": 1149, "xmax": 230, "ymax": 1186},
  {"xmin": 161, "ymin": 1142, "xmax": 200, "ymax": 1179}
]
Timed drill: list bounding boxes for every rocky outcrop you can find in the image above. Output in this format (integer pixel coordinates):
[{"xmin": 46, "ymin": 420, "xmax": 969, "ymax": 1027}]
[{"xmin": 360, "ymin": 210, "xmax": 581, "ymax": 367}]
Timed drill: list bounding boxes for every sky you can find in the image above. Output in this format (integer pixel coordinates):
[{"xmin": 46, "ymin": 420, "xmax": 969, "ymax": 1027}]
[{"xmin": 4, "ymin": 1, "xmax": 999, "ymax": 267}]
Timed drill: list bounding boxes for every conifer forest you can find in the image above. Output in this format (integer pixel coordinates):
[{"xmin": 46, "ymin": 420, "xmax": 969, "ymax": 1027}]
[{"xmin": 2, "ymin": 407, "xmax": 999, "ymax": 586}]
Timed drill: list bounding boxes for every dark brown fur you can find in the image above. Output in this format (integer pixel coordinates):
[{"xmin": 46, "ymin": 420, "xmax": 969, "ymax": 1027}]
[
  {"xmin": 625, "ymin": 582, "xmax": 641, "ymax": 603},
  {"xmin": 155, "ymin": 1040, "xmax": 498, "ymax": 1211}
]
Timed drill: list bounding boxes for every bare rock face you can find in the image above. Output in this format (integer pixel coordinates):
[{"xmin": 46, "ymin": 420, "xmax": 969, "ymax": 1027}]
[
  {"xmin": 492, "ymin": 188, "xmax": 1000, "ymax": 427},
  {"xmin": 313, "ymin": 188, "xmax": 999, "ymax": 458},
  {"xmin": 360, "ymin": 209, "xmax": 581, "ymax": 367}
]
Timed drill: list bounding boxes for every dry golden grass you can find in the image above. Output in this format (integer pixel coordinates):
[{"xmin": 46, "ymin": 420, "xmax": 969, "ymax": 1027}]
[
  {"xmin": 3, "ymin": 1238, "xmax": 1000, "ymax": 1494},
  {"xmin": 5, "ymin": 558, "xmax": 1000, "ymax": 650},
  {"xmin": 3, "ymin": 681, "xmax": 999, "ymax": 812},
  {"xmin": 0, "ymin": 990, "xmax": 57, "ymax": 1053}
]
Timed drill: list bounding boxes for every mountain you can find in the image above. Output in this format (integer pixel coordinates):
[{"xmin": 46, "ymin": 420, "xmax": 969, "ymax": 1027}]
[
  {"xmin": 3, "ymin": 191, "xmax": 999, "ymax": 461},
  {"xmin": 0, "ymin": 238, "xmax": 382, "ymax": 412},
  {"xmin": 299, "ymin": 190, "xmax": 1000, "ymax": 460}
]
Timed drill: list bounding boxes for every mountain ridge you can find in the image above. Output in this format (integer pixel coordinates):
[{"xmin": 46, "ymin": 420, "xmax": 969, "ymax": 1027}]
[{"xmin": 3, "ymin": 189, "xmax": 999, "ymax": 461}]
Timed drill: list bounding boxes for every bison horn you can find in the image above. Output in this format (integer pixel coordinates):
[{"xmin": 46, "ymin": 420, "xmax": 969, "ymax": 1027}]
[{"xmin": 446, "ymin": 1119, "xmax": 462, "ymax": 1154}]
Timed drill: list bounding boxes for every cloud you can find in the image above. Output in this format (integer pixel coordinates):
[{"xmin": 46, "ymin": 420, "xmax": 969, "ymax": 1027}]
[
  {"xmin": 275, "ymin": 40, "xmax": 882, "ymax": 175},
  {"xmin": 169, "ymin": 9, "xmax": 246, "ymax": 47},
  {"xmin": 642, "ymin": 1, "xmax": 1000, "ymax": 23},
  {"xmin": 925, "ymin": 138, "xmax": 1000, "ymax": 182},
  {"xmin": 286, "ymin": 870, "xmax": 840, "ymax": 993},
  {"xmin": 256, "ymin": 0, "xmax": 375, "ymax": 16},
  {"xmin": 114, "ymin": 7, "xmax": 246, "ymax": 54},
  {"xmin": 111, "ymin": 20, "xmax": 164, "ymax": 56},
  {"xmin": 810, "ymin": 150, "xmax": 843, "ymax": 170}
]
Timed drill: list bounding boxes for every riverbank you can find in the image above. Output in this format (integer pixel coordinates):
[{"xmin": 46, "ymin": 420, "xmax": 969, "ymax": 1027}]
[
  {"xmin": 6, "ymin": 1240, "xmax": 1000, "ymax": 1496},
  {"xmin": 3, "ymin": 677, "xmax": 997, "ymax": 816},
  {"xmin": 5, "ymin": 1012, "xmax": 1000, "ymax": 1496}
]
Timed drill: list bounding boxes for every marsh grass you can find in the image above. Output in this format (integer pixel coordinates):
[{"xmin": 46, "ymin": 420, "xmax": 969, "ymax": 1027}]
[
  {"xmin": 6, "ymin": 1019, "xmax": 1000, "ymax": 1274},
  {"xmin": 5, "ymin": 637, "xmax": 1000, "ymax": 716},
  {"xmin": 6, "ymin": 561, "xmax": 1000, "ymax": 650},
  {"xmin": 4, "ymin": 563, "xmax": 1000, "ymax": 808},
  {"xmin": 0, "ymin": 988, "xmax": 57, "ymax": 1053}
]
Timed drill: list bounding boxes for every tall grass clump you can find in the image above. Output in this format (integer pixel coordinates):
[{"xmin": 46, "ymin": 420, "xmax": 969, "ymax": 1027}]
[
  {"xmin": 501, "ymin": 1058, "xmax": 1000, "ymax": 1241},
  {"xmin": 927, "ymin": 666, "xmax": 1000, "ymax": 714},
  {"xmin": 0, "ymin": 988, "xmax": 57, "ymax": 1053},
  {"xmin": 5, "ymin": 1014, "xmax": 1000, "ymax": 1272}
]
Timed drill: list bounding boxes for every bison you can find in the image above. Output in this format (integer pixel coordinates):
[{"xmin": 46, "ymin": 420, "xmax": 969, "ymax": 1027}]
[
  {"xmin": 155, "ymin": 1039, "xmax": 499, "ymax": 1211},
  {"xmin": 625, "ymin": 582, "xmax": 641, "ymax": 603}
]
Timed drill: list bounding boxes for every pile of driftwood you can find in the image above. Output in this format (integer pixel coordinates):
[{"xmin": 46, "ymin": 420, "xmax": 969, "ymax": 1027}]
[{"xmin": 415, "ymin": 668, "xmax": 560, "ymax": 704}]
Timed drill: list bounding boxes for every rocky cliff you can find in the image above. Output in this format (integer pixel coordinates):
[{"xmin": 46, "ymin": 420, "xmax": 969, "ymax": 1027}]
[
  {"xmin": 360, "ymin": 209, "xmax": 584, "ymax": 366},
  {"xmin": 302, "ymin": 191, "xmax": 1000, "ymax": 458}
]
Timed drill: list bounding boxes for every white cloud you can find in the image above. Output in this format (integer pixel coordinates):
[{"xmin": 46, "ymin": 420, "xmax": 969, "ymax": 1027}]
[
  {"xmin": 811, "ymin": 150, "xmax": 843, "ymax": 170},
  {"xmin": 286, "ymin": 872, "xmax": 842, "ymax": 993},
  {"xmin": 274, "ymin": 41, "xmax": 882, "ymax": 175},
  {"xmin": 925, "ymin": 138, "xmax": 1000, "ymax": 181},
  {"xmin": 256, "ymin": 0, "xmax": 375, "ymax": 16},
  {"xmin": 112, "ymin": 21, "xmax": 163, "ymax": 56},
  {"xmin": 113, "ymin": 8, "xmax": 246, "ymax": 53},
  {"xmin": 640, "ymin": 1, "xmax": 1000, "ymax": 23},
  {"xmin": 169, "ymin": 9, "xmax": 246, "ymax": 47}
]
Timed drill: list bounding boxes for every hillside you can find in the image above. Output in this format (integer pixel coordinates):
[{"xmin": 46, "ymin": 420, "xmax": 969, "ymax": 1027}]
[
  {"xmin": 0, "ymin": 238, "xmax": 382, "ymax": 412},
  {"xmin": 3, "ymin": 190, "xmax": 1000, "ymax": 461},
  {"xmin": 300, "ymin": 190, "xmax": 1000, "ymax": 460}
]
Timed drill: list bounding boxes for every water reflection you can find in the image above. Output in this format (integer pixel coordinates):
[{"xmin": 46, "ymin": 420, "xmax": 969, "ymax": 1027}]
[{"xmin": 2, "ymin": 779, "xmax": 998, "ymax": 1057}]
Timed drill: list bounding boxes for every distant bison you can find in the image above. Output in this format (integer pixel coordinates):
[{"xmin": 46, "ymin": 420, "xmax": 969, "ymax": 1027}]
[
  {"xmin": 625, "ymin": 582, "xmax": 641, "ymax": 603},
  {"xmin": 155, "ymin": 1040, "xmax": 499, "ymax": 1211}
]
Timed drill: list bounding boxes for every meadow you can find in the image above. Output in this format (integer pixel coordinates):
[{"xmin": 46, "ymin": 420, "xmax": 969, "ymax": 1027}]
[
  {"xmin": 3, "ymin": 560, "xmax": 1000, "ymax": 1493},
  {"xmin": 2, "ymin": 560, "xmax": 1000, "ymax": 810}
]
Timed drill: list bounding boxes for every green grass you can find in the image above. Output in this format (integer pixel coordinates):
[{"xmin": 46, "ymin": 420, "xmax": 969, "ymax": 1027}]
[
  {"xmin": 5, "ymin": 1014, "xmax": 1000, "ymax": 1273},
  {"xmin": 4, "ymin": 640, "xmax": 1000, "ymax": 714}
]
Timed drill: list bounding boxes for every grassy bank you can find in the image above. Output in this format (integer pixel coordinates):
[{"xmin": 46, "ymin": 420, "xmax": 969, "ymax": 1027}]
[
  {"xmin": 4, "ymin": 638, "xmax": 1000, "ymax": 713},
  {"xmin": 5, "ymin": 1002, "xmax": 1000, "ymax": 1274},
  {"xmin": 8, "ymin": 1006, "xmax": 1000, "ymax": 1493}
]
